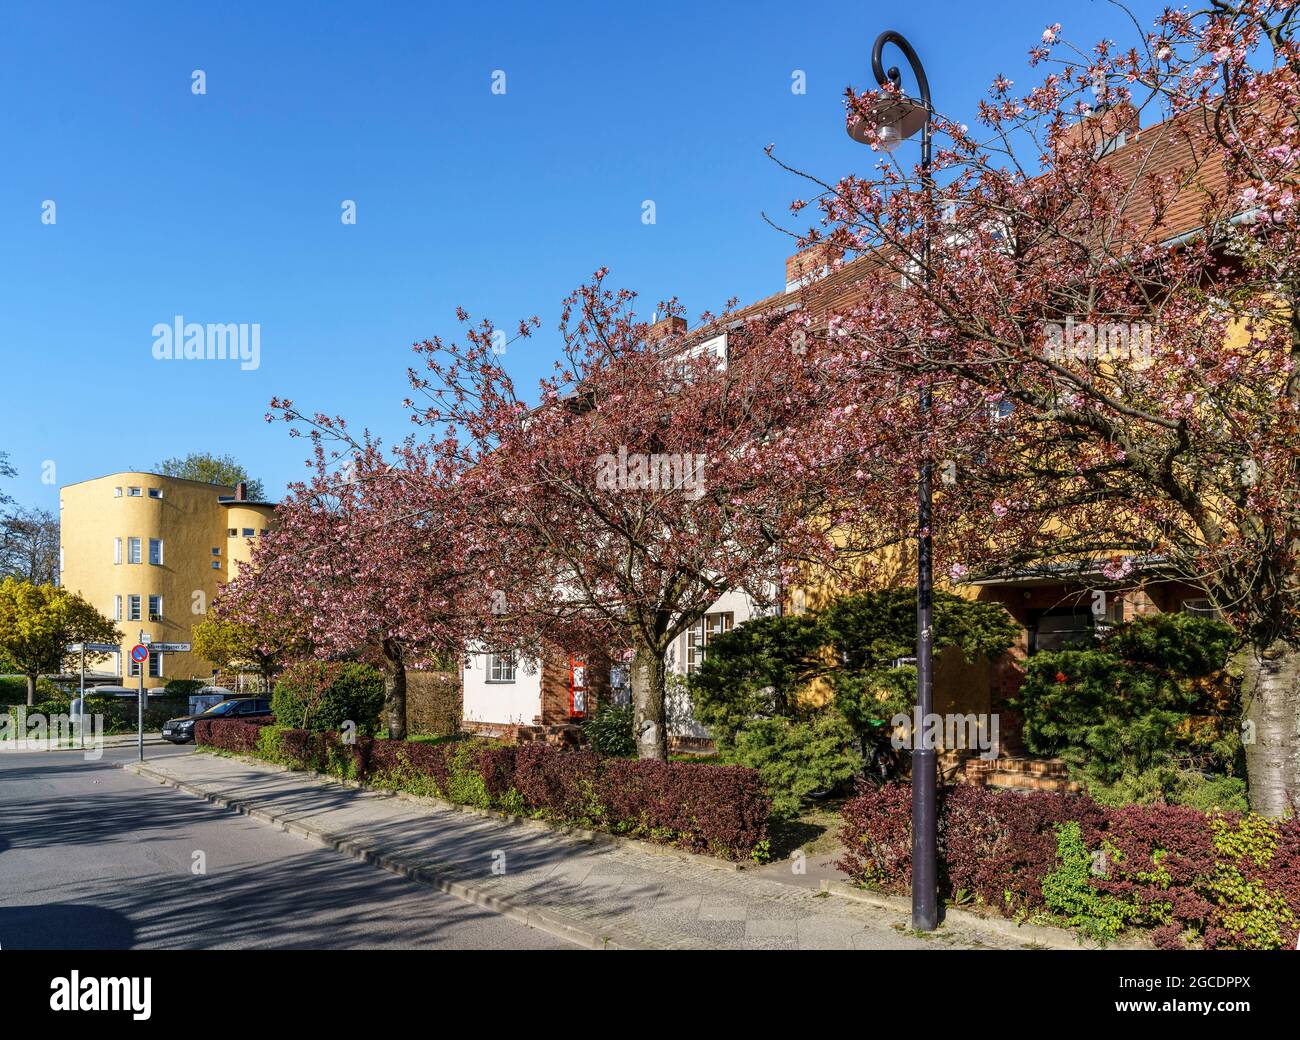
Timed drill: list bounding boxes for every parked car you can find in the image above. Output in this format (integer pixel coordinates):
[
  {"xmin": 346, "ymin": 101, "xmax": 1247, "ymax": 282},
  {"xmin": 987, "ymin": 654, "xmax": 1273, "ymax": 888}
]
[{"xmin": 161, "ymin": 697, "xmax": 272, "ymax": 744}]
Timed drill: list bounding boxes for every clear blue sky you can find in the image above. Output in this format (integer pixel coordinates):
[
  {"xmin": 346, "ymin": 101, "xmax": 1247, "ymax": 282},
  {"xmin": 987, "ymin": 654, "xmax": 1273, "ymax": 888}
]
[{"xmin": 0, "ymin": 0, "xmax": 1170, "ymax": 512}]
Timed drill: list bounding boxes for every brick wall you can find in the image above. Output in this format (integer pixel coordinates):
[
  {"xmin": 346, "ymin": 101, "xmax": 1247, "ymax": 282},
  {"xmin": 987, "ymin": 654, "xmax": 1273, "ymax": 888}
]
[{"xmin": 539, "ymin": 644, "xmax": 611, "ymax": 725}]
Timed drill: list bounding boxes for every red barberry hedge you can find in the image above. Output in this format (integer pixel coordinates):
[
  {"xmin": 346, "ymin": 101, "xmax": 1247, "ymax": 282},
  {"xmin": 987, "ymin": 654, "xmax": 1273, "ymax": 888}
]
[
  {"xmin": 194, "ymin": 717, "xmax": 274, "ymax": 754},
  {"xmin": 839, "ymin": 780, "xmax": 1300, "ymax": 949},
  {"xmin": 267, "ymin": 729, "xmax": 770, "ymax": 861}
]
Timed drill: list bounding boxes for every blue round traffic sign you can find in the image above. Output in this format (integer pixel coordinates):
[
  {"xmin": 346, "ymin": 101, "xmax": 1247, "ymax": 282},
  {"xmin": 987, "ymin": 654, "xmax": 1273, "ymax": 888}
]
[{"xmin": 130, "ymin": 643, "xmax": 150, "ymax": 664}]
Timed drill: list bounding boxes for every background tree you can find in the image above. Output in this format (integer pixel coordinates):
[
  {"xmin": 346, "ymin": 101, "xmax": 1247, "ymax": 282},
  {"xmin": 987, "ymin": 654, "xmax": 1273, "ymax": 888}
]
[
  {"xmin": 0, "ymin": 578, "xmax": 120, "ymax": 705},
  {"xmin": 156, "ymin": 452, "xmax": 266, "ymax": 500},
  {"xmin": 191, "ymin": 611, "xmax": 306, "ymax": 690},
  {"xmin": 0, "ymin": 508, "xmax": 59, "ymax": 586},
  {"xmin": 0, "ymin": 451, "xmax": 15, "ymax": 514},
  {"xmin": 408, "ymin": 272, "xmax": 837, "ymax": 760},
  {"xmin": 774, "ymin": 2, "xmax": 1300, "ymax": 813}
]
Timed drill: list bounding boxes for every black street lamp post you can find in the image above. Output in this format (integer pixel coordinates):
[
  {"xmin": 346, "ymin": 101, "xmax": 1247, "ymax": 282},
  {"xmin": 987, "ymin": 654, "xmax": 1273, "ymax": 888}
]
[{"xmin": 846, "ymin": 29, "xmax": 938, "ymax": 932}]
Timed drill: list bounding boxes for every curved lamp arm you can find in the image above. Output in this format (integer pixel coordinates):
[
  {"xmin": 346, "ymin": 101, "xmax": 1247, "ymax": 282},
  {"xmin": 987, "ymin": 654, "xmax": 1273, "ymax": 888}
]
[{"xmin": 871, "ymin": 30, "xmax": 931, "ymax": 116}]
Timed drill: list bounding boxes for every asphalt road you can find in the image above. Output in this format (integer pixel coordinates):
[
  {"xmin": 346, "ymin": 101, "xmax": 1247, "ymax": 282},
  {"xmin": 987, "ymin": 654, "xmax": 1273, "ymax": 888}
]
[{"xmin": 0, "ymin": 744, "xmax": 571, "ymax": 949}]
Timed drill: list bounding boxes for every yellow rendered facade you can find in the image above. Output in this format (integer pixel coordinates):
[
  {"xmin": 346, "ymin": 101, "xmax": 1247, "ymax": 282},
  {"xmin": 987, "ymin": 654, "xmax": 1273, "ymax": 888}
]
[{"xmin": 59, "ymin": 472, "xmax": 275, "ymax": 686}]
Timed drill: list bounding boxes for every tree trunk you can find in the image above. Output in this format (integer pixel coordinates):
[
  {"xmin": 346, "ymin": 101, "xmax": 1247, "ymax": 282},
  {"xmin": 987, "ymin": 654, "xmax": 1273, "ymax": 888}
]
[
  {"xmin": 381, "ymin": 639, "xmax": 407, "ymax": 741},
  {"xmin": 1240, "ymin": 641, "xmax": 1300, "ymax": 817},
  {"xmin": 631, "ymin": 640, "xmax": 668, "ymax": 761},
  {"xmin": 25, "ymin": 672, "xmax": 36, "ymax": 707}
]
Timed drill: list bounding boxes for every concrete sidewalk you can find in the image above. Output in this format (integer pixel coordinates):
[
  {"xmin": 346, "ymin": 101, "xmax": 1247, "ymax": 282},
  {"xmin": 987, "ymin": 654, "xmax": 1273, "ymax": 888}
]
[{"xmin": 122, "ymin": 751, "xmax": 1056, "ymax": 950}]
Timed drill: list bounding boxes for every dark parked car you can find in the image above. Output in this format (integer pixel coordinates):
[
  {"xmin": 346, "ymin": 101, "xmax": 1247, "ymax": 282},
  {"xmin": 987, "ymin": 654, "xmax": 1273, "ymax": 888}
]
[{"xmin": 161, "ymin": 697, "xmax": 272, "ymax": 744}]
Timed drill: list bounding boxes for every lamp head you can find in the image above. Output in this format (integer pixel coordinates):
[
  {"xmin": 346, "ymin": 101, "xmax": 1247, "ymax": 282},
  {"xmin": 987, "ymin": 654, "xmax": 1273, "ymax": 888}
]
[{"xmin": 847, "ymin": 93, "xmax": 929, "ymax": 149}]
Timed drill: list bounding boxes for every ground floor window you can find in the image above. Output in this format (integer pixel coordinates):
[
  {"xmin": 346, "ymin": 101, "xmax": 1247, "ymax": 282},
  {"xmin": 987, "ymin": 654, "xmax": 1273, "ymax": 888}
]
[
  {"xmin": 1028, "ymin": 607, "xmax": 1093, "ymax": 654},
  {"xmin": 686, "ymin": 611, "xmax": 734, "ymax": 673},
  {"xmin": 487, "ymin": 652, "xmax": 517, "ymax": 683}
]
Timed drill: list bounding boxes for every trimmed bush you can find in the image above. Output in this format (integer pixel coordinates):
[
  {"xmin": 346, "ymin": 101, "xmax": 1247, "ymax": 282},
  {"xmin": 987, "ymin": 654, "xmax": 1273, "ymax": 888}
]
[
  {"xmin": 271, "ymin": 660, "xmax": 384, "ymax": 734},
  {"xmin": 270, "ymin": 729, "xmax": 770, "ymax": 861},
  {"xmin": 839, "ymin": 781, "xmax": 1300, "ymax": 949},
  {"xmin": 582, "ymin": 701, "xmax": 636, "ymax": 757},
  {"xmin": 1011, "ymin": 613, "xmax": 1242, "ymax": 797},
  {"xmin": 163, "ymin": 678, "xmax": 206, "ymax": 698},
  {"xmin": 195, "ymin": 716, "xmax": 276, "ymax": 753},
  {"xmin": 730, "ymin": 709, "xmax": 862, "ymax": 819},
  {"xmin": 83, "ymin": 695, "xmax": 190, "ymax": 733}
]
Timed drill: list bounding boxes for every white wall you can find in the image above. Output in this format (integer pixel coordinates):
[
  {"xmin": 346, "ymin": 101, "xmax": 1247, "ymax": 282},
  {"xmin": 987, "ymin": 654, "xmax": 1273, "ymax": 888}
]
[
  {"xmin": 463, "ymin": 586, "xmax": 776, "ymax": 735},
  {"xmin": 461, "ymin": 652, "xmax": 541, "ymax": 726},
  {"xmin": 666, "ymin": 588, "xmax": 772, "ymax": 738}
]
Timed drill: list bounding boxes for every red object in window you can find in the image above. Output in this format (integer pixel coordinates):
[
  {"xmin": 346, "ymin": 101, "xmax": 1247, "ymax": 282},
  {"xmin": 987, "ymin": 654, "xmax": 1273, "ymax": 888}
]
[{"xmin": 569, "ymin": 657, "xmax": 587, "ymax": 718}]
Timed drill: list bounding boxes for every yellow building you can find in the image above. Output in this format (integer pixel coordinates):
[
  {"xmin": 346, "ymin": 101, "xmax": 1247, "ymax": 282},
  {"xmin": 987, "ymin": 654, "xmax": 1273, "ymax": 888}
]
[{"xmin": 59, "ymin": 472, "xmax": 276, "ymax": 686}]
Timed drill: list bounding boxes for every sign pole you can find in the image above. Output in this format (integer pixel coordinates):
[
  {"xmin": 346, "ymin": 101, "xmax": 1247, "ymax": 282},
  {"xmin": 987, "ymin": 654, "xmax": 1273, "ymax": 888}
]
[
  {"xmin": 136, "ymin": 631, "xmax": 147, "ymax": 762},
  {"xmin": 137, "ymin": 657, "xmax": 144, "ymax": 762}
]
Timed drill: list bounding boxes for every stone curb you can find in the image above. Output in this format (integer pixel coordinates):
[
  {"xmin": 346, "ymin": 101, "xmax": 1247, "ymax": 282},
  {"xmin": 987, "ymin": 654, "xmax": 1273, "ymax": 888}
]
[
  {"xmin": 194, "ymin": 748, "xmax": 750, "ymax": 873},
  {"xmin": 818, "ymin": 879, "xmax": 1154, "ymax": 950},
  {"xmin": 121, "ymin": 759, "xmax": 648, "ymax": 951}
]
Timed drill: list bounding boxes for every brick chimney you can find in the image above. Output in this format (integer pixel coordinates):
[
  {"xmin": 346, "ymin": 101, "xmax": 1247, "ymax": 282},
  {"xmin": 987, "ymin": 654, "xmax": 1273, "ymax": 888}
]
[
  {"xmin": 785, "ymin": 241, "xmax": 844, "ymax": 292},
  {"xmin": 647, "ymin": 315, "xmax": 687, "ymax": 345},
  {"xmin": 235, "ymin": 481, "xmax": 247, "ymax": 501},
  {"xmin": 1055, "ymin": 101, "xmax": 1139, "ymax": 157}
]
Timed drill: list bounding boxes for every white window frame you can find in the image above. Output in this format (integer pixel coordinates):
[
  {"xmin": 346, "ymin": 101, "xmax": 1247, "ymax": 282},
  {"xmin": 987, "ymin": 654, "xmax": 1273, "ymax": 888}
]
[
  {"xmin": 128, "ymin": 594, "xmax": 142, "ymax": 621},
  {"xmin": 127, "ymin": 537, "xmax": 141, "ymax": 564},
  {"xmin": 126, "ymin": 486, "xmax": 142, "ymax": 497},
  {"xmin": 114, "ymin": 538, "xmax": 122, "ymax": 565},
  {"xmin": 149, "ymin": 538, "xmax": 163, "ymax": 565},
  {"xmin": 487, "ymin": 652, "xmax": 517, "ymax": 683},
  {"xmin": 114, "ymin": 595, "xmax": 122, "ymax": 621},
  {"xmin": 148, "ymin": 595, "xmax": 163, "ymax": 621},
  {"xmin": 113, "ymin": 486, "xmax": 123, "ymax": 498},
  {"xmin": 686, "ymin": 611, "xmax": 734, "ymax": 674},
  {"xmin": 147, "ymin": 487, "xmax": 163, "ymax": 499}
]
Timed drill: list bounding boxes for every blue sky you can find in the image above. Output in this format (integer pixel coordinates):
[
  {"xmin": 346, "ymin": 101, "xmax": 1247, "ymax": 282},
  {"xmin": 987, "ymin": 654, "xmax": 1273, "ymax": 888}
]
[{"xmin": 0, "ymin": 0, "xmax": 1171, "ymax": 512}]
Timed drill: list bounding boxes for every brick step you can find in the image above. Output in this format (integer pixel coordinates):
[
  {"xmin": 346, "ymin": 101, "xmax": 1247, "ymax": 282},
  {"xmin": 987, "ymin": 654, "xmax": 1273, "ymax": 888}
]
[
  {"xmin": 964, "ymin": 756, "xmax": 1069, "ymax": 778},
  {"xmin": 968, "ymin": 770, "xmax": 1082, "ymax": 794}
]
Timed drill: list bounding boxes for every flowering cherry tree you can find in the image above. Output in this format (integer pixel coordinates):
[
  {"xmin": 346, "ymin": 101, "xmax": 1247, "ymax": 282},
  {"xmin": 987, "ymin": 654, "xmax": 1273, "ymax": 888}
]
[
  {"xmin": 223, "ymin": 423, "xmax": 479, "ymax": 739},
  {"xmin": 406, "ymin": 272, "xmax": 837, "ymax": 759},
  {"xmin": 772, "ymin": 1, "xmax": 1300, "ymax": 812}
]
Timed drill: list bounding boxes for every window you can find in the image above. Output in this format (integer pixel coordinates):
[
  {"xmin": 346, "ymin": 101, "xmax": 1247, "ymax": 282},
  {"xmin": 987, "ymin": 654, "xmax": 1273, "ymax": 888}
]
[
  {"xmin": 129, "ymin": 658, "xmax": 140, "ymax": 677},
  {"xmin": 113, "ymin": 487, "xmax": 123, "ymax": 497},
  {"xmin": 211, "ymin": 547, "xmax": 221, "ymax": 556},
  {"xmin": 487, "ymin": 652, "xmax": 517, "ymax": 683},
  {"xmin": 149, "ymin": 653, "xmax": 162, "ymax": 678},
  {"xmin": 114, "ymin": 538, "xmax": 122, "ymax": 565},
  {"xmin": 1028, "ymin": 608, "xmax": 1092, "ymax": 654},
  {"xmin": 211, "ymin": 560, "xmax": 221, "ymax": 570},
  {"xmin": 127, "ymin": 486, "xmax": 142, "ymax": 497},
  {"xmin": 686, "ymin": 611, "xmax": 734, "ymax": 674},
  {"xmin": 260, "ymin": 529, "xmax": 269, "ymax": 537},
  {"xmin": 1182, "ymin": 598, "xmax": 1221, "ymax": 619},
  {"xmin": 148, "ymin": 595, "xmax": 163, "ymax": 621},
  {"xmin": 242, "ymin": 528, "xmax": 254, "ymax": 537},
  {"xmin": 128, "ymin": 595, "xmax": 142, "ymax": 621},
  {"xmin": 147, "ymin": 487, "xmax": 162, "ymax": 499},
  {"xmin": 114, "ymin": 595, "xmax": 122, "ymax": 621},
  {"xmin": 148, "ymin": 538, "xmax": 163, "ymax": 565},
  {"xmin": 127, "ymin": 537, "xmax": 141, "ymax": 564},
  {"xmin": 228, "ymin": 528, "xmax": 237, "ymax": 537}
]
